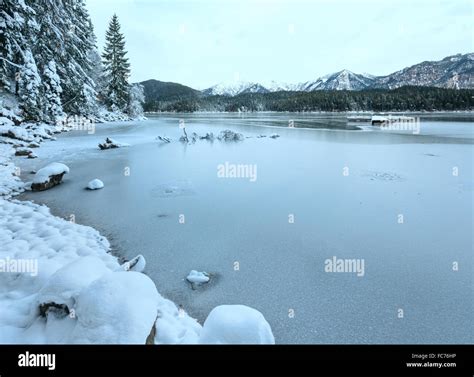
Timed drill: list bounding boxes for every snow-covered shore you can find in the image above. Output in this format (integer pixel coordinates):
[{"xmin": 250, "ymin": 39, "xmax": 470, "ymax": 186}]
[{"xmin": 0, "ymin": 115, "xmax": 274, "ymax": 344}]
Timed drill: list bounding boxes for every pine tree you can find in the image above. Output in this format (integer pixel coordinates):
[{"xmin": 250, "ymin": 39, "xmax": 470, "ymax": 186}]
[
  {"xmin": 18, "ymin": 49, "xmax": 42, "ymax": 120},
  {"xmin": 102, "ymin": 14, "xmax": 130, "ymax": 111},
  {"xmin": 42, "ymin": 60, "xmax": 64, "ymax": 122},
  {"xmin": 0, "ymin": 0, "xmax": 37, "ymax": 93}
]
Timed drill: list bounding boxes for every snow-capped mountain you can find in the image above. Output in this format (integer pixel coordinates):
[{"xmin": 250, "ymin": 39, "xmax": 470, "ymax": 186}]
[
  {"xmin": 262, "ymin": 81, "xmax": 298, "ymax": 92},
  {"xmin": 200, "ymin": 53, "xmax": 473, "ymax": 96},
  {"xmin": 373, "ymin": 53, "xmax": 474, "ymax": 89},
  {"xmin": 297, "ymin": 69, "xmax": 375, "ymax": 91},
  {"xmin": 202, "ymin": 81, "xmax": 269, "ymax": 96}
]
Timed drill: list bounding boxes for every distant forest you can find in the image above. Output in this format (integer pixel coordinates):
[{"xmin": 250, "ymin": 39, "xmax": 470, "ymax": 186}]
[{"xmin": 143, "ymin": 86, "xmax": 474, "ymax": 113}]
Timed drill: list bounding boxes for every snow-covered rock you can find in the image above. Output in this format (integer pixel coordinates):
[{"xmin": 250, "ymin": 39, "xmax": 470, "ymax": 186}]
[
  {"xmin": 71, "ymin": 271, "xmax": 159, "ymax": 344},
  {"xmin": 120, "ymin": 254, "xmax": 146, "ymax": 272},
  {"xmin": 86, "ymin": 179, "xmax": 104, "ymax": 190},
  {"xmin": 98, "ymin": 137, "xmax": 130, "ymax": 150},
  {"xmin": 200, "ymin": 305, "xmax": 275, "ymax": 344},
  {"xmin": 37, "ymin": 256, "xmax": 111, "ymax": 315},
  {"xmin": 31, "ymin": 162, "xmax": 69, "ymax": 191},
  {"xmin": 0, "ymin": 124, "xmax": 34, "ymax": 142},
  {"xmin": 217, "ymin": 130, "xmax": 244, "ymax": 142},
  {"xmin": 186, "ymin": 270, "xmax": 210, "ymax": 285}
]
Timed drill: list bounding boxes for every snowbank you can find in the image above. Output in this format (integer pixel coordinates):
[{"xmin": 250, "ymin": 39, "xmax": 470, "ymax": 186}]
[
  {"xmin": 86, "ymin": 179, "xmax": 104, "ymax": 190},
  {"xmin": 200, "ymin": 305, "xmax": 275, "ymax": 344},
  {"xmin": 0, "ymin": 144, "xmax": 24, "ymax": 198}
]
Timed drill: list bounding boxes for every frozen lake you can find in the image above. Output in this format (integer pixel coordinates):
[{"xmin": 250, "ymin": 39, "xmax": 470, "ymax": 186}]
[{"xmin": 18, "ymin": 112, "xmax": 473, "ymax": 344}]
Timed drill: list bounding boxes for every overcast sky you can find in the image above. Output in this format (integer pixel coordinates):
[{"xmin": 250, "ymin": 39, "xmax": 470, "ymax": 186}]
[{"xmin": 86, "ymin": 0, "xmax": 473, "ymax": 89}]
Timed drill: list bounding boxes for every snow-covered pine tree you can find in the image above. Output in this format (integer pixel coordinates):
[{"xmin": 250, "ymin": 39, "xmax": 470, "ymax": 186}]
[
  {"xmin": 102, "ymin": 14, "xmax": 130, "ymax": 112},
  {"xmin": 60, "ymin": 0, "xmax": 99, "ymax": 115},
  {"xmin": 0, "ymin": 0, "xmax": 38, "ymax": 93},
  {"xmin": 18, "ymin": 49, "xmax": 42, "ymax": 120},
  {"xmin": 127, "ymin": 83, "xmax": 145, "ymax": 118},
  {"xmin": 42, "ymin": 60, "xmax": 64, "ymax": 122}
]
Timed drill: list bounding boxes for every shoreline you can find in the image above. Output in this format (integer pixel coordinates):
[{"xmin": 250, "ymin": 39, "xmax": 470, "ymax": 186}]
[{"xmin": 0, "ymin": 120, "xmax": 205, "ymax": 344}]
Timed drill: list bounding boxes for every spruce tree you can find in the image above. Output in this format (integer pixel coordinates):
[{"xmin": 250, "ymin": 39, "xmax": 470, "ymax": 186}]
[
  {"xmin": 0, "ymin": 0, "xmax": 37, "ymax": 93},
  {"xmin": 102, "ymin": 14, "xmax": 130, "ymax": 111},
  {"xmin": 42, "ymin": 60, "xmax": 64, "ymax": 122},
  {"xmin": 18, "ymin": 49, "xmax": 42, "ymax": 120}
]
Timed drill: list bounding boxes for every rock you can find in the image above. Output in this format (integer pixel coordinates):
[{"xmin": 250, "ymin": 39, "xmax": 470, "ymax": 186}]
[
  {"xmin": 31, "ymin": 162, "xmax": 69, "ymax": 191},
  {"xmin": 269, "ymin": 134, "xmax": 280, "ymax": 139},
  {"xmin": 146, "ymin": 318, "xmax": 158, "ymax": 345},
  {"xmin": 200, "ymin": 132, "xmax": 214, "ymax": 141},
  {"xmin": 27, "ymin": 152, "xmax": 37, "ymax": 159},
  {"xmin": 217, "ymin": 130, "xmax": 244, "ymax": 142},
  {"xmin": 28, "ymin": 142, "xmax": 40, "ymax": 148},
  {"xmin": 39, "ymin": 302, "xmax": 70, "ymax": 319},
  {"xmin": 156, "ymin": 135, "xmax": 171, "ymax": 143},
  {"xmin": 15, "ymin": 148, "xmax": 32, "ymax": 156},
  {"xmin": 86, "ymin": 179, "xmax": 104, "ymax": 190},
  {"xmin": 98, "ymin": 137, "xmax": 129, "ymax": 150}
]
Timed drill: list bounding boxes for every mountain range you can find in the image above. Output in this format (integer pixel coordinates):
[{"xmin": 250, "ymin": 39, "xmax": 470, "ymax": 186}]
[{"xmin": 140, "ymin": 53, "xmax": 473, "ymax": 102}]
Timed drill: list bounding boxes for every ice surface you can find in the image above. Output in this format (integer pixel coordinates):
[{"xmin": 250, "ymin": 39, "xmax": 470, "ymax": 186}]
[{"xmin": 16, "ymin": 113, "xmax": 474, "ymax": 344}]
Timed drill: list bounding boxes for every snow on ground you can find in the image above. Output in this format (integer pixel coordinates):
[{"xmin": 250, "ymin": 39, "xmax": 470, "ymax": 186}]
[{"xmin": 0, "ymin": 144, "xmax": 24, "ymax": 198}]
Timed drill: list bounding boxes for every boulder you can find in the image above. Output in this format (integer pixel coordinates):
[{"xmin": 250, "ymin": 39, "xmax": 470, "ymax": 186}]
[{"xmin": 31, "ymin": 162, "xmax": 69, "ymax": 191}]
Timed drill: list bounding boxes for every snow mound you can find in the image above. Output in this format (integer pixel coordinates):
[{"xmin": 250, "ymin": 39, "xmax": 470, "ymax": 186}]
[
  {"xmin": 186, "ymin": 270, "xmax": 210, "ymax": 284},
  {"xmin": 86, "ymin": 179, "xmax": 104, "ymax": 190},
  {"xmin": 37, "ymin": 256, "xmax": 110, "ymax": 312},
  {"xmin": 71, "ymin": 271, "xmax": 159, "ymax": 344},
  {"xmin": 33, "ymin": 163, "xmax": 69, "ymax": 184},
  {"xmin": 200, "ymin": 305, "xmax": 275, "ymax": 344}
]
